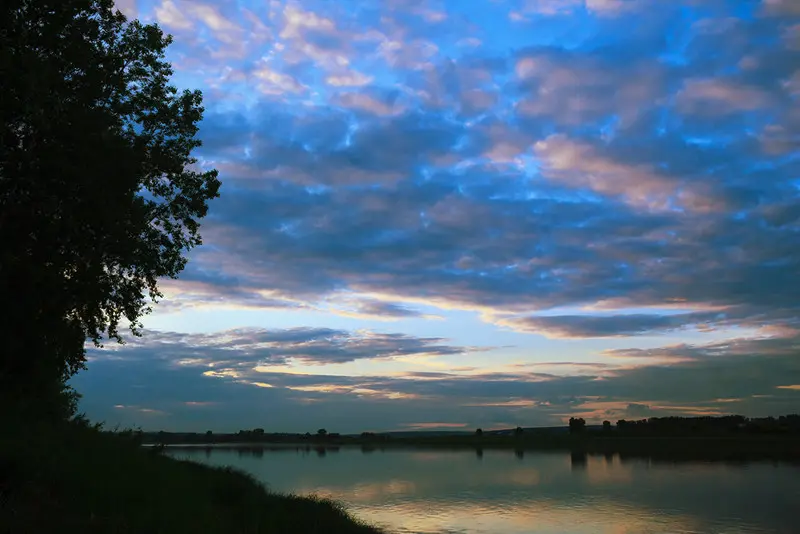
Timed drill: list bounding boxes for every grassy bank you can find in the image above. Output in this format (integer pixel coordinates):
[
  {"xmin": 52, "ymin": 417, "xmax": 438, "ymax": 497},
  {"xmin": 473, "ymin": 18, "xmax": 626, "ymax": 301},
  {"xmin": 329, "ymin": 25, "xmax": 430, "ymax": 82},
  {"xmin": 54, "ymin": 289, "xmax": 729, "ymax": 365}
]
[{"xmin": 0, "ymin": 418, "xmax": 382, "ymax": 534}]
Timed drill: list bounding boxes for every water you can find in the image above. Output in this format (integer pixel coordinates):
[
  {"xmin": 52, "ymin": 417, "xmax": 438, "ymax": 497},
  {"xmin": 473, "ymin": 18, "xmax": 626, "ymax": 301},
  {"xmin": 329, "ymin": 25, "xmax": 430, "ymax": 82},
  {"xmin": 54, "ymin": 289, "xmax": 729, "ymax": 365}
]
[{"xmin": 167, "ymin": 446, "xmax": 800, "ymax": 534}]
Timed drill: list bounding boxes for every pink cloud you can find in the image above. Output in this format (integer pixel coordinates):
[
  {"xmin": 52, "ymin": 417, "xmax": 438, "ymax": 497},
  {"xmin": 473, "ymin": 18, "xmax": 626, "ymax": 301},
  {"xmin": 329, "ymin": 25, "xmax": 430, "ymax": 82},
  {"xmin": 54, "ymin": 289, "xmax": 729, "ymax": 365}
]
[
  {"xmin": 326, "ymin": 70, "xmax": 374, "ymax": 87},
  {"xmin": 761, "ymin": 0, "xmax": 800, "ymax": 16},
  {"xmin": 515, "ymin": 53, "xmax": 666, "ymax": 127},
  {"xmin": 534, "ymin": 135, "xmax": 679, "ymax": 211},
  {"xmin": 677, "ymin": 78, "xmax": 772, "ymax": 115},
  {"xmin": 279, "ymin": 5, "xmax": 337, "ymax": 40},
  {"xmin": 514, "ymin": 0, "xmax": 642, "ymax": 18},
  {"xmin": 113, "ymin": 0, "xmax": 137, "ymax": 19},
  {"xmin": 336, "ymin": 92, "xmax": 404, "ymax": 116},
  {"xmin": 154, "ymin": 0, "xmax": 193, "ymax": 30},
  {"xmin": 401, "ymin": 422, "xmax": 469, "ymax": 429},
  {"xmin": 252, "ymin": 64, "xmax": 307, "ymax": 95}
]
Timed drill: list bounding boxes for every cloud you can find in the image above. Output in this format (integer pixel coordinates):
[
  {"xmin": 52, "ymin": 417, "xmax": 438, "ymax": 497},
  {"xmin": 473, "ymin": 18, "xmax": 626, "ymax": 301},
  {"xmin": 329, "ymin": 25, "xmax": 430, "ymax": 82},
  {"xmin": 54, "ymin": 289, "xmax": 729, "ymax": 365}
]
[
  {"xmin": 252, "ymin": 64, "xmax": 307, "ymax": 94},
  {"xmin": 762, "ymin": 0, "xmax": 800, "ymax": 16},
  {"xmin": 514, "ymin": 49, "xmax": 668, "ymax": 128},
  {"xmin": 154, "ymin": 0, "xmax": 192, "ymax": 30},
  {"xmin": 624, "ymin": 403, "xmax": 653, "ymax": 418},
  {"xmin": 326, "ymin": 70, "xmax": 374, "ymax": 87},
  {"xmin": 401, "ymin": 422, "xmax": 468, "ymax": 429},
  {"xmin": 74, "ymin": 0, "xmax": 800, "ymax": 432},
  {"xmin": 113, "ymin": 0, "xmax": 137, "ymax": 18},
  {"xmin": 330, "ymin": 299, "xmax": 443, "ymax": 321},
  {"xmin": 677, "ymin": 78, "xmax": 772, "ymax": 115},
  {"xmin": 91, "ymin": 326, "xmax": 482, "ymax": 367},
  {"xmin": 513, "ymin": 0, "xmax": 642, "ymax": 18},
  {"xmin": 496, "ymin": 312, "xmax": 725, "ymax": 338},
  {"xmin": 533, "ymin": 134, "xmax": 691, "ymax": 211},
  {"xmin": 74, "ymin": 331, "xmax": 800, "ymax": 432},
  {"xmin": 334, "ymin": 92, "xmax": 403, "ymax": 115}
]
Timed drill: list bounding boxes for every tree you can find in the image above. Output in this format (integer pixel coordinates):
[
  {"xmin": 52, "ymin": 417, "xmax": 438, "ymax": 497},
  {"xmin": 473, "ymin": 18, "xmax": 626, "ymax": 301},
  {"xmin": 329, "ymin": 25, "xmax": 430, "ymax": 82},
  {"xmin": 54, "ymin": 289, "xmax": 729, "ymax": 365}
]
[
  {"xmin": 569, "ymin": 417, "xmax": 586, "ymax": 434},
  {"xmin": 0, "ymin": 1, "xmax": 220, "ymax": 415},
  {"xmin": 317, "ymin": 428, "xmax": 328, "ymax": 437},
  {"xmin": 514, "ymin": 426, "xmax": 524, "ymax": 437},
  {"xmin": 475, "ymin": 428, "xmax": 483, "ymax": 437},
  {"xmin": 603, "ymin": 420, "xmax": 612, "ymax": 432}
]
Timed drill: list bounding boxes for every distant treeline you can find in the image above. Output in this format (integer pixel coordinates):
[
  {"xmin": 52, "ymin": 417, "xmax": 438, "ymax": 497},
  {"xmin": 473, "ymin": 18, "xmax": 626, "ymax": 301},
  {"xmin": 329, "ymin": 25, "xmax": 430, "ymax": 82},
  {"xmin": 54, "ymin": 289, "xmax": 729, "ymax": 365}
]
[
  {"xmin": 138, "ymin": 415, "xmax": 800, "ymax": 445},
  {"xmin": 610, "ymin": 415, "xmax": 800, "ymax": 436},
  {"xmin": 139, "ymin": 428, "xmax": 388, "ymax": 445}
]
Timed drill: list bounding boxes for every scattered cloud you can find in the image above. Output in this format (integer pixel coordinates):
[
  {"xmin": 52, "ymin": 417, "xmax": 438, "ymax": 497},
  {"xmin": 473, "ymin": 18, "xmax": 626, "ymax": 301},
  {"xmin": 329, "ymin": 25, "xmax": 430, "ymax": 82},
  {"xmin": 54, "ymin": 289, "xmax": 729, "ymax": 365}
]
[
  {"xmin": 75, "ymin": 330, "xmax": 800, "ymax": 432},
  {"xmin": 89, "ymin": 326, "xmax": 485, "ymax": 367},
  {"xmin": 74, "ymin": 0, "xmax": 800, "ymax": 431},
  {"xmin": 496, "ymin": 312, "xmax": 725, "ymax": 338},
  {"xmin": 677, "ymin": 78, "xmax": 772, "ymax": 115}
]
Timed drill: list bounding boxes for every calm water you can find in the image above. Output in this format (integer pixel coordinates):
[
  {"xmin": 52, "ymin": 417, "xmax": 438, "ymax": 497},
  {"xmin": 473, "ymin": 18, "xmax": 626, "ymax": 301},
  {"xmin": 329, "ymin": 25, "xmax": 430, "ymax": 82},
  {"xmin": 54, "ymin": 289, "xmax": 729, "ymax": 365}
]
[{"xmin": 168, "ymin": 446, "xmax": 799, "ymax": 534}]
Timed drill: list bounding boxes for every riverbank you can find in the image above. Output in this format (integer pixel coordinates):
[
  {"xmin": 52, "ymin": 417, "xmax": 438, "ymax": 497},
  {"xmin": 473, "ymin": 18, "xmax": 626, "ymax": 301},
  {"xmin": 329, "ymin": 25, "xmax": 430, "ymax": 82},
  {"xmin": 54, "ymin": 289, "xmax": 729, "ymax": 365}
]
[{"xmin": 0, "ymin": 419, "xmax": 382, "ymax": 534}]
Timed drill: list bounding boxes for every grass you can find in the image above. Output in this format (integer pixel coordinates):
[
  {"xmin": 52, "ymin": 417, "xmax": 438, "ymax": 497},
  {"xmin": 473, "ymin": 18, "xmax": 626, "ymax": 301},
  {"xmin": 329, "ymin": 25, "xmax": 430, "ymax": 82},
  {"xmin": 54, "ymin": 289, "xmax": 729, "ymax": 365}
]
[{"xmin": 0, "ymin": 418, "xmax": 383, "ymax": 534}]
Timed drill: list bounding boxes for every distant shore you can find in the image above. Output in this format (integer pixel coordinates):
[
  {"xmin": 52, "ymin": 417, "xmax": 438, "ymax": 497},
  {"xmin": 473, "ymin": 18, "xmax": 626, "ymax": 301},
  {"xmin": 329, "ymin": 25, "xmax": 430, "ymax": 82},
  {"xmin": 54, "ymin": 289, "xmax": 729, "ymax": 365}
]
[{"xmin": 151, "ymin": 434, "xmax": 800, "ymax": 462}]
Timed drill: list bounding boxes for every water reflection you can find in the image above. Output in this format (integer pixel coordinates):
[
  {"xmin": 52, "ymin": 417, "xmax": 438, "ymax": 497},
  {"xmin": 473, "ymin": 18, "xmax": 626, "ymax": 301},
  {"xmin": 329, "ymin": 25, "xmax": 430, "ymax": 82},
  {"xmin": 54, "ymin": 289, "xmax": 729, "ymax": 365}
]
[
  {"xmin": 169, "ymin": 447, "xmax": 800, "ymax": 534},
  {"xmin": 570, "ymin": 451, "xmax": 587, "ymax": 470}
]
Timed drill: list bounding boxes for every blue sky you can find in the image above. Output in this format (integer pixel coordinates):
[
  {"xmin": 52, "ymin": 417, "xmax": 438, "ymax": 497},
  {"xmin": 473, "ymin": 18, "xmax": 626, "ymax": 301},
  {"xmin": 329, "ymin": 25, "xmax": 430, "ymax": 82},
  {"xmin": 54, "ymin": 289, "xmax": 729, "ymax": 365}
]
[{"xmin": 73, "ymin": 0, "xmax": 800, "ymax": 433}]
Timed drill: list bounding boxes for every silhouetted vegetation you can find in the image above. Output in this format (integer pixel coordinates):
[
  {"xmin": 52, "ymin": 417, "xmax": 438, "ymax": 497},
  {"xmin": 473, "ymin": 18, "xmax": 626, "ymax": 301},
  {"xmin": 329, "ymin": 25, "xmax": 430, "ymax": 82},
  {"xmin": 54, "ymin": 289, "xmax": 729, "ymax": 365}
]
[
  {"xmin": 151, "ymin": 415, "xmax": 800, "ymax": 461},
  {"xmin": 0, "ymin": 3, "xmax": 379, "ymax": 532},
  {"xmin": 2, "ymin": 0, "xmax": 220, "ymax": 418},
  {"xmin": 569, "ymin": 417, "xmax": 587, "ymax": 434},
  {"xmin": 0, "ymin": 417, "xmax": 382, "ymax": 533},
  {"xmin": 614, "ymin": 415, "xmax": 800, "ymax": 436}
]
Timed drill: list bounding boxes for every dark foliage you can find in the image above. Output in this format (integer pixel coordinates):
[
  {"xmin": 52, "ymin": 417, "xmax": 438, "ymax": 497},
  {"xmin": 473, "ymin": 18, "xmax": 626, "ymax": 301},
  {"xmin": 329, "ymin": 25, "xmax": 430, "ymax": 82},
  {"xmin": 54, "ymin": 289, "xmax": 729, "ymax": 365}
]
[
  {"xmin": 0, "ymin": 0, "xmax": 220, "ymax": 415},
  {"xmin": 568, "ymin": 417, "xmax": 586, "ymax": 434},
  {"xmin": 615, "ymin": 415, "xmax": 800, "ymax": 436},
  {"xmin": 0, "ymin": 419, "xmax": 382, "ymax": 533}
]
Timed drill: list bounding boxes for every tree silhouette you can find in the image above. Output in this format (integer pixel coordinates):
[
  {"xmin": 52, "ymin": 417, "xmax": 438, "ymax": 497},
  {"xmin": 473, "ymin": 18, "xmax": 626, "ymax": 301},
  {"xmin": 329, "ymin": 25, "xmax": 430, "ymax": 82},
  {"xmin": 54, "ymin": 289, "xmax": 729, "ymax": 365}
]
[
  {"xmin": 0, "ymin": 1, "xmax": 220, "ymax": 416},
  {"xmin": 317, "ymin": 428, "xmax": 328, "ymax": 437},
  {"xmin": 569, "ymin": 417, "xmax": 586, "ymax": 434},
  {"xmin": 475, "ymin": 428, "xmax": 483, "ymax": 437},
  {"xmin": 603, "ymin": 420, "xmax": 612, "ymax": 432},
  {"xmin": 514, "ymin": 426, "xmax": 524, "ymax": 437}
]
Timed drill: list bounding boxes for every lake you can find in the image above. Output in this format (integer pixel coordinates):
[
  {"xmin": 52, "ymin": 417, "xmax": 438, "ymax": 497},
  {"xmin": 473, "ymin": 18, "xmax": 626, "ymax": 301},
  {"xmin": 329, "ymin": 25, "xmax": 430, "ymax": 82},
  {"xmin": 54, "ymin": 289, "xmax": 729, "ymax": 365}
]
[{"xmin": 167, "ymin": 446, "xmax": 799, "ymax": 534}]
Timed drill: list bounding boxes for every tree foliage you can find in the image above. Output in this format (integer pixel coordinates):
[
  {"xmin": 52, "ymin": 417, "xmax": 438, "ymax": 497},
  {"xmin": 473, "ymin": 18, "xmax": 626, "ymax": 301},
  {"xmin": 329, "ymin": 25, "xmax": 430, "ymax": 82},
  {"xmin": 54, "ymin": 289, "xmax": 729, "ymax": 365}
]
[
  {"xmin": 568, "ymin": 417, "xmax": 586, "ymax": 434},
  {"xmin": 0, "ymin": 0, "xmax": 220, "ymax": 408}
]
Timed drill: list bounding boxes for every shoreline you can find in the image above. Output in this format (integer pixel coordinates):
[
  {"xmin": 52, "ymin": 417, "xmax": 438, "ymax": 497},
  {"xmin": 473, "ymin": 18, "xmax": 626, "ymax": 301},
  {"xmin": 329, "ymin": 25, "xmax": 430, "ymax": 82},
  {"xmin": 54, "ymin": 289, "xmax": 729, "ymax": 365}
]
[
  {"xmin": 154, "ymin": 435, "xmax": 800, "ymax": 462},
  {"xmin": 2, "ymin": 420, "xmax": 384, "ymax": 534}
]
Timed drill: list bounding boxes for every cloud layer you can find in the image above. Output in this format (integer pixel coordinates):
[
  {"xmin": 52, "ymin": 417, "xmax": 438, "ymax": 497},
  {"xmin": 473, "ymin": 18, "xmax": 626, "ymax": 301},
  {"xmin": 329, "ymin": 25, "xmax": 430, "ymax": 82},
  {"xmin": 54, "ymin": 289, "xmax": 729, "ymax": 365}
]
[
  {"xmin": 74, "ymin": 326, "xmax": 800, "ymax": 432},
  {"xmin": 84, "ymin": 0, "xmax": 800, "ymax": 430}
]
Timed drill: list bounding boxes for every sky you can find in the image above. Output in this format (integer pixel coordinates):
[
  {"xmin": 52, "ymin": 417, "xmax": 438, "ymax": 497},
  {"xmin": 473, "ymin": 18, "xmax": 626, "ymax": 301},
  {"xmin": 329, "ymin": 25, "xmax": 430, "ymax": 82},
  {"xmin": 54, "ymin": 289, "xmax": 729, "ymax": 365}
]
[{"xmin": 73, "ymin": 0, "xmax": 800, "ymax": 433}]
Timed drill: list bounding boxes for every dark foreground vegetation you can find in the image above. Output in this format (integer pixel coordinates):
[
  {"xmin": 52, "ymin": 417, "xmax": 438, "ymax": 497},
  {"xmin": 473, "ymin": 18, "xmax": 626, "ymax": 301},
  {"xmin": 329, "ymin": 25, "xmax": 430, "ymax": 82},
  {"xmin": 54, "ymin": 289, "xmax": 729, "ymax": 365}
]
[
  {"xmin": 0, "ymin": 414, "xmax": 382, "ymax": 534},
  {"xmin": 146, "ymin": 415, "xmax": 800, "ymax": 462},
  {"xmin": 0, "ymin": 3, "xmax": 378, "ymax": 533}
]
